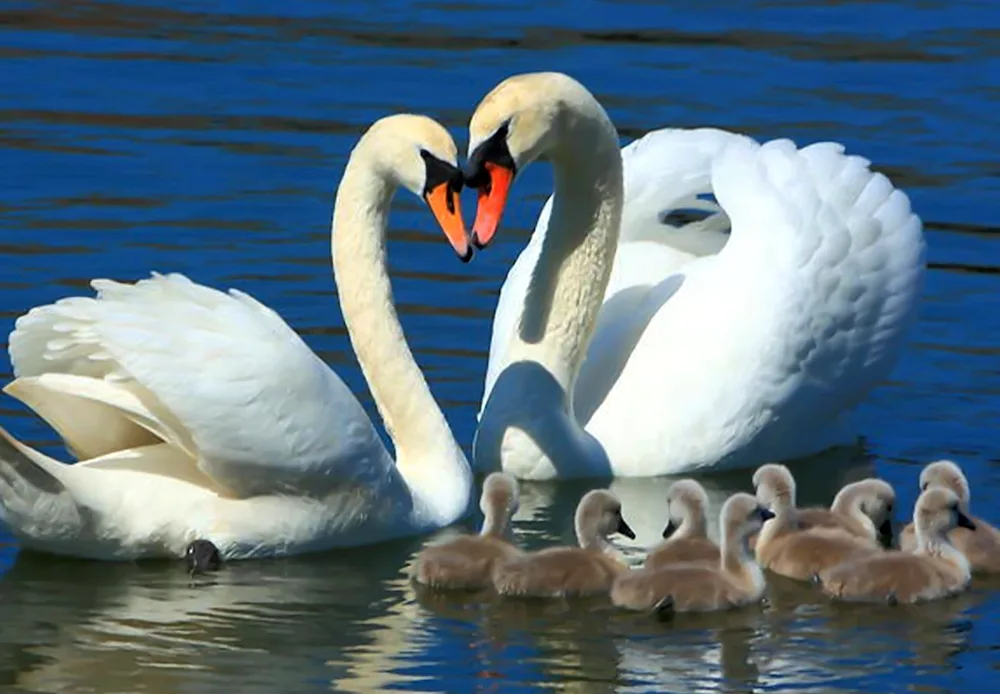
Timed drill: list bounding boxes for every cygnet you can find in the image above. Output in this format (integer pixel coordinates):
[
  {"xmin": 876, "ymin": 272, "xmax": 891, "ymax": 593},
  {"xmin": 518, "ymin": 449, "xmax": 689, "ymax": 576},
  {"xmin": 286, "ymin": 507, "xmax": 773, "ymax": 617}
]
[
  {"xmin": 491, "ymin": 489, "xmax": 635, "ymax": 598},
  {"xmin": 410, "ymin": 472, "xmax": 521, "ymax": 590}
]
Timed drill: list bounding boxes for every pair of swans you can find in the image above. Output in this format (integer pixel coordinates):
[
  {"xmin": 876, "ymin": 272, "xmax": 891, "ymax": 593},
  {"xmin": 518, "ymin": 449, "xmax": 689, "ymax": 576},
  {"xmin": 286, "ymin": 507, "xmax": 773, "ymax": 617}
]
[{"xmin": 0, "ymin": 73, "xmax": 925, "ymax": 561}]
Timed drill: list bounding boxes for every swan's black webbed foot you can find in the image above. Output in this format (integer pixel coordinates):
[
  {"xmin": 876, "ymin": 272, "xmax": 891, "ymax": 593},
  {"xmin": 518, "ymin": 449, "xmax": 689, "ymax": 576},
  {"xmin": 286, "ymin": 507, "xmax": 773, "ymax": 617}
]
[
  {"xmin": 185, "ymin": 539, "xmax": 222, "ymax": 575},
  {"xmin": 653, "ymin": 594, "xmax": 676, "ymax": 621}
]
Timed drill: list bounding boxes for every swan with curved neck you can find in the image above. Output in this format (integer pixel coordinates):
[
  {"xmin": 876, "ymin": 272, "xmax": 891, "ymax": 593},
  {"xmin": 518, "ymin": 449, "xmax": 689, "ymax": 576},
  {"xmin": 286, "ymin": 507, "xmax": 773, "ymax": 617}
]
[
  {"xmin": 464, "ymin": 71, "xmax": 925, "ymax": 479},
  {"xmin": 0, "ymin": 114, "xmax": 474, "ymax": 560}
]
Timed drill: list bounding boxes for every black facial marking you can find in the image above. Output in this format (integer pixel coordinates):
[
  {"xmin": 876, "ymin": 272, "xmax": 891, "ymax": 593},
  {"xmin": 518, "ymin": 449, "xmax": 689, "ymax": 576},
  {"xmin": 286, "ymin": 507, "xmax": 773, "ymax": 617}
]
[
  {"xmin": 420, "ymin": 150, "xmax": 463, "ymax": 212},
  {"xmin": 463, "ymin": 120, "xmax": 516, "ymax": 189}
]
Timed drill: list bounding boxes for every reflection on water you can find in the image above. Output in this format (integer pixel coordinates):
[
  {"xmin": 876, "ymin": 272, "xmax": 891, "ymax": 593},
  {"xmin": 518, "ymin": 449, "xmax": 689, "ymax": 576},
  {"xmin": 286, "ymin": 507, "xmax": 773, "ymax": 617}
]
[
  {"xmin": 1, "ymin": 0, "xmax": 999, "ymax": 691},
  {"xmin": 4, "ymin": 452, "xmax": 999, "ymax": 692}
]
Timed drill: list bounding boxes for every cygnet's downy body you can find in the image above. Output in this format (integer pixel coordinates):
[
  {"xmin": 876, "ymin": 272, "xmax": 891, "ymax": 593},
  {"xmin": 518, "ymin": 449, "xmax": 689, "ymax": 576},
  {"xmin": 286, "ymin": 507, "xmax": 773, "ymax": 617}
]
[
  {"xmin": 410, "ymin": 472, "xmax": 521, "ymax": 590},
  {"xmin": 611, "ymin": 493, "xmax": 772, "ymax": 615},
  {"xmin": 899, "ymin": 460, "xmax": 1000, "ymax": 573},
  {"xmin": 643, "ymin": 479, "xmax": 720, "ymax": 570},
  {"xmin": 491, "ymin": 489, "xmax": 635, "ymax": 598},
  {"xmin": 818, "ymin": 487, "xmax": 976, "ymax": 605}
]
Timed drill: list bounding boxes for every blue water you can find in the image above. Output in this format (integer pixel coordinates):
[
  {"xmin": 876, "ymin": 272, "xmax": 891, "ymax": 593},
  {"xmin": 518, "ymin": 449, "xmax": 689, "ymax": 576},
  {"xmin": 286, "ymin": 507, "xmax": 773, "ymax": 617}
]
[{"xmin": 1, "ymin": 0, "xmax": 998, "ymax": 691}]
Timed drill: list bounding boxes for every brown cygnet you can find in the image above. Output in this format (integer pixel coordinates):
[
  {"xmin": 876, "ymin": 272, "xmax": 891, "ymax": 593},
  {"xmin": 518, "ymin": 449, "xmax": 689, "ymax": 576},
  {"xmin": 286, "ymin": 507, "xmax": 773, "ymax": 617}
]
[
  {"xmin": 794, "ymin": 478, "xmax": 896, "ymax": 548},
  {"xmin": 644, "ymin": 479, "xmax": 719, "ymax": 570},
  {"xmin": 610, "ymin": 493, "xmax": 772, "ymax": 615},
  {"xmin": 818, "ymin": 486, "xmax": 976, "ymax": 604},
  {"xmin": 748, "ymin": 469, "xmax": 895, "ymax": 551},
  {"xmin": 752, "ymin": 464, "xmax": 880, "ymax": 581},
  {"xmin": 491, "ymin": 488, "xmax": 636, "ymax": 598},
  {"xmin": 898, "ymin": 460, "xmax": 1000, "ymax": 573},
  {"xmin": 410, "ymin": 472, "xmax": 521, "ymax": 590}
]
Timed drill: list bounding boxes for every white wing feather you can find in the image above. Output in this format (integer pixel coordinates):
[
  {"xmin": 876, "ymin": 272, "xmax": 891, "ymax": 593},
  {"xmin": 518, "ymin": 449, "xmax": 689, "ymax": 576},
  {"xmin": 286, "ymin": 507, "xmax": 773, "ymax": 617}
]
[{"xmin": 8, "ymin": 273, "xmax": 391, "ymax": 497}]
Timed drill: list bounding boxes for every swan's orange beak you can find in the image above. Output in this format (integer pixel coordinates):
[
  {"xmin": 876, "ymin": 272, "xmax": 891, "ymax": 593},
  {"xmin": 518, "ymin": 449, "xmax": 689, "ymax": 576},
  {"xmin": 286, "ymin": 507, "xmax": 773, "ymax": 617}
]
[
  {"xmin": 464, "ymin": 123, "xmax": 516, "ymax": 249},
  {"xmin": 424, "ymin": 182, "xmax": 471, "ymax": 263},
  {"xmin": 470, "ymin": 162, "xmax": 514, "ymax": 249}
]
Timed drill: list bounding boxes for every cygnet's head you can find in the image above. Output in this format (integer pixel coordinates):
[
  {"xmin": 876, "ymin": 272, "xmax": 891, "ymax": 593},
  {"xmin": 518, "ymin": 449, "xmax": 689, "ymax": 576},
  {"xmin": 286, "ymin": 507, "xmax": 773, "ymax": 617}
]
[
  {"xmin": 662, "ymin": 478, "xmax": 710, "ymax": 539},
  {"xmin": 720, "ymin": 492, "xmax": 775, "ymax": 545},
  {"xmin": 349, "ymin": 114, "xmax": 469, "ymax": 261},
  {"xmin": 914, "ymin": 486, "xmax": 976, "ymax": 538},
  {"xmin": 853, "ymin": 478, "xmax": 896, "ymax": 541},
  {"xmin": 752, "ymin": 463, "xmax": 796, "ymax": 513},
  {"xmin": 479, "ymin": 472, "xmax": 520, "ymax": 535},
  {"xmin": 575, "ymin": 489, "xmax": 636, "ymax": 549},
  {"xmin": 463, "ymin": 72, "xmax": 612, "ymax": 248},
  {"xmin": 919, "ymin": 460, "xmax": 971, "ymax": 507},
  {"xmin": 185, "ymin": 539, "xmax": 222, "ymax": 575}
]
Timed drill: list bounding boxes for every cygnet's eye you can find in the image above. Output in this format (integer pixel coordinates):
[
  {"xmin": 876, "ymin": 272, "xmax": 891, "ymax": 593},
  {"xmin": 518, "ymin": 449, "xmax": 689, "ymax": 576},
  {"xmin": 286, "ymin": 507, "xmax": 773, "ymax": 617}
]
[{"xmin": 921, "ymin": 482, "xmax": 930, "ymax": 492}]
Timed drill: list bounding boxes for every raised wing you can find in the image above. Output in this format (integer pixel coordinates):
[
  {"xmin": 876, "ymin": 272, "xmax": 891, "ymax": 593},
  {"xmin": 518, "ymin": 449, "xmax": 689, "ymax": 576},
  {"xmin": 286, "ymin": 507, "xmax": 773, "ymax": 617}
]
[{"xmin": 8, "ymin": 273, "xmax": 391, "ymax": 497}]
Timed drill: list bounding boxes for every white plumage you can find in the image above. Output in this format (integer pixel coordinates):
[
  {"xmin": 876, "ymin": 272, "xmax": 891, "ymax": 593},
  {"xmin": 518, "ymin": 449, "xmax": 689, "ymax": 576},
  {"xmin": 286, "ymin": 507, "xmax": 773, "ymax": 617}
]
[
  {"xmin": 474, "ymin": 85, "xmax": 924, "ymax": 480},
  {"xmin": 0, "ymin": 114, "xmax": 474, "ymax": 560}
]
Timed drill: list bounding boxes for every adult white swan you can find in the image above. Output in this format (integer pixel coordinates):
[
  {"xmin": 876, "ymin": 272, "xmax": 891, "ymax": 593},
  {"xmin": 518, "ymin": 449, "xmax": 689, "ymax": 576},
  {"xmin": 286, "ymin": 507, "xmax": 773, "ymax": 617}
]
[
  {"xmin": 0, "ymin": 114, "xmax": 474, "ymax": 560},
  {"xmin": 464, "ymin": 72, "xmax": 925, "ymax": 480}
]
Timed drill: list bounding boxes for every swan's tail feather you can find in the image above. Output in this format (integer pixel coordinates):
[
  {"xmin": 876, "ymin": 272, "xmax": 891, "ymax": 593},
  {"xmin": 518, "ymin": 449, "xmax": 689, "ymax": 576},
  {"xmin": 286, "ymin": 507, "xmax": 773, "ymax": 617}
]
[{"xmin": 0, "ymin": 425, "xmax": 86, "ymax": 544}]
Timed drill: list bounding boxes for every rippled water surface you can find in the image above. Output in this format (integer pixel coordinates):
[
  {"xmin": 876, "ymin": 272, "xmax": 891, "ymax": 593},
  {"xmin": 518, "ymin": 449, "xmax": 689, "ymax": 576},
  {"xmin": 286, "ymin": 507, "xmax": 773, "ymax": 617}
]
[{"xmin": 1, "ymin": 0, "xmax": 999, "ymax": 691}]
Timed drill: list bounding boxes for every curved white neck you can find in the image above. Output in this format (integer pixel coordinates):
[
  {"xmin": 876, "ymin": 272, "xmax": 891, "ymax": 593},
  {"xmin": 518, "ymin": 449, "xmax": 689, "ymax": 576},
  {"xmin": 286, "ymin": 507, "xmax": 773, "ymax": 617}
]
[
  {"xmin": 508, "ymin": 113, "xmax": 624, "ymax": 404},
  {"xmin": 831, "ymin": 489, "xmax": 876, "ymax": 537},
  {"xmin": 331, "ymin": 150, "xmax": 471, "ymax": 519}
]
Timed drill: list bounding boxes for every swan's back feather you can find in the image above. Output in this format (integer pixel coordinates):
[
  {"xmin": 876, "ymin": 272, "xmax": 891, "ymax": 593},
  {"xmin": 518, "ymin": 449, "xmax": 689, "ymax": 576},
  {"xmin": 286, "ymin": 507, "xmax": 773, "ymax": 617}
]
[
  {"xmin": 8, "ymin": 273, "xmax": 392, "ymax": 497},
  {"xmin": 582, "ymin": 132, "xmax": 924, "ymax": 474}
]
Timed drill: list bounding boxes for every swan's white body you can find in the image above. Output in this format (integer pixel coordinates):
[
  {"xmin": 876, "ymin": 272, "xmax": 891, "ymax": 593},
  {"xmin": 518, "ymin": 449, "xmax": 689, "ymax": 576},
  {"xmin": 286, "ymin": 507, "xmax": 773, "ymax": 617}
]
[
  {"xmin": 472, "ymin": 75, "xmax": 925, "ymax": 480},
  {"xmin": 0, "ymin": 115, "xmax": 473, "ymax": 560}
]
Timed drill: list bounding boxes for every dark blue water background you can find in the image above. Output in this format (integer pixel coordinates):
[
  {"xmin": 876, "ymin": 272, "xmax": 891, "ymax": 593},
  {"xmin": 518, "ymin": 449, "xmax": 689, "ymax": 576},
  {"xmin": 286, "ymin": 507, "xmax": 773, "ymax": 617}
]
[{"xmin": 0, "ymin": 1, "xmax": 998, "ymax": 691}]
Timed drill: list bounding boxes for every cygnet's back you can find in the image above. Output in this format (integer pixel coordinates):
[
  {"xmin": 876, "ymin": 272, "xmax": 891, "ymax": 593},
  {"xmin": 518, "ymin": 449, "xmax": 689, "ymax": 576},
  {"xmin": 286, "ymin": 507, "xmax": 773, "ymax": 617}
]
[
  {"xmin": 410, "ymin": 472, "xmax": 521, "ymax": 590},
  {"xmin": 899, "ymin": 460, "xmax": 1000, "ymax": 573},
  {"xmin": 491, "ymin": 489, "xmax": 635, "ymax": 598},
  {"xmin": 818, "ymin": 487, "xmax": 976, "ymax": 604},
  {"xmin": 611, "ymin": 493, "xmax": 772, "ymax": 614},
  {"xmin": 794, "ymin": 478, "xmax": 896, "ymax": 548},
  {"xmin": 644, "ymin": 479, "xmax": 720, "ymax": 570}
]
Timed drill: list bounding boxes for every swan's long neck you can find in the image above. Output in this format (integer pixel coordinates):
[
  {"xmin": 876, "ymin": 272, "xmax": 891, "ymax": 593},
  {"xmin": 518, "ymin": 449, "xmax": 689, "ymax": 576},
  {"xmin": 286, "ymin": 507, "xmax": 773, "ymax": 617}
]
[
  {"xmin": 511, "ymin": 112, "xmax": 623, "ymax": 403},
  {"xmin": 331, "ymin": 151, "xmax": 470, "ymax": 519}
]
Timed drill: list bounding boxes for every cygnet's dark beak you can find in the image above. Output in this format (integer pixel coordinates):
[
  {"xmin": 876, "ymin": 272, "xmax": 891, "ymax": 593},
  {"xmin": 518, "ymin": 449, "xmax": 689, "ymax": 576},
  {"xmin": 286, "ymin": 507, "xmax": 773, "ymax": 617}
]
[
  {"xmin": 617, "ymin": 517, "xmax": 636, "ymax": 540},
  {"xmin": 185, "ymin": 539, "xmax": 222, "ymax": 575},
  {"xmin": 956, "ymin": 511, "xmax": 977, "ymax": 531},
  {"xmin": 758, "ymin": 507, "xmax": 776, "ymax": 522},
  {"xmin": 662, "ymin": 520, "xmax": 678, "ymax": 539},
  {"xmin": 878, "ymin": 517, "xmax": 894, "ymax": 547}
]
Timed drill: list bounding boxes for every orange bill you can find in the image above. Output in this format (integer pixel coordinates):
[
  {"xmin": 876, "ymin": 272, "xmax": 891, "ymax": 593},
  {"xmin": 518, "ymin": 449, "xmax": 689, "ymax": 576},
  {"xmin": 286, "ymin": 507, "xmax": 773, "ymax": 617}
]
[
  {"xmin": 424, "ymin": 182, "xmax": 471, "ymax": 262},
  {"xmin": 472, "ymin": 161, "xmax": 514, "ymax": 249}
]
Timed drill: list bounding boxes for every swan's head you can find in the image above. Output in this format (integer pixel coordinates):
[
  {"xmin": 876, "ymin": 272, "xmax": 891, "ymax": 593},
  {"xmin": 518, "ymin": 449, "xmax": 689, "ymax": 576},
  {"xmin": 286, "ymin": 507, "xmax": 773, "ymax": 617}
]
[
  {"xmin": 752, "ymin": 463, "xmax": 796, "ymax": 513},
  {"xmin": 575, "ymin": 488, "xmax": 636, "ymax": 547},
  {"xmin": 359, "ymin": 114, "xmax": 470, "ymax": 261},
  {"xmin": 463, "ymin": 72, "xmax": 609, "ymax": 248},
  {"xmin": 919, "ymin": 459, "xmax": 970, "ymax": 507},
  {"xmin": 914, "ymin": 487, "xmax": 976, "ymax": 538},
  {"xmin": 662, "ymin": 478, "xmax": 709, "ymax": 539},
  {"xmin": 720, "ymin": 492, "xmax": 775, "ymax": 544}
]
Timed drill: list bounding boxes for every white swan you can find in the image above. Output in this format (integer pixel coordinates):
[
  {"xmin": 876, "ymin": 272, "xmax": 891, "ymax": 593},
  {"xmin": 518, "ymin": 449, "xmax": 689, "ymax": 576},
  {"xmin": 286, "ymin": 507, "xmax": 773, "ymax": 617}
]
[
  {"xmin": 0, "ymin": 114, "xmax": 474, "ymax": 560},
  {"xmin": 464, "ymin": 72, "xmax": 925, "ymax": 480}
]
